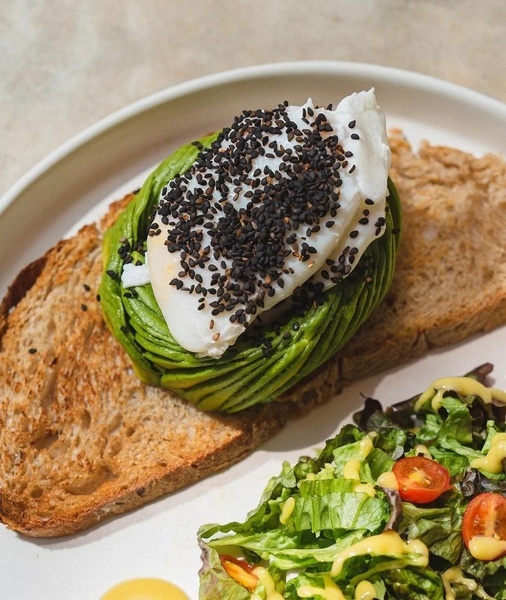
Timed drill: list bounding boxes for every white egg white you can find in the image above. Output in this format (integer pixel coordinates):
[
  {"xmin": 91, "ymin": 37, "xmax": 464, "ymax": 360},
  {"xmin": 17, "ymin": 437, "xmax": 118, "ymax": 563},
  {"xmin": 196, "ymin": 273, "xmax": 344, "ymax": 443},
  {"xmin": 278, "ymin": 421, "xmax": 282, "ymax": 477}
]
[{"xmin": 123, "ymin": 90, "xmax": 391, "ymax": 358}]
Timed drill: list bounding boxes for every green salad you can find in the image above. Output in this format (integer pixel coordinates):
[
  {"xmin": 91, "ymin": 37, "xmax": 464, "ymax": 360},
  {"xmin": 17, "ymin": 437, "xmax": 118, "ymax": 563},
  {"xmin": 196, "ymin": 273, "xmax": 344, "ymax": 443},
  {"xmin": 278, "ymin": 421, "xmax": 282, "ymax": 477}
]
[{"xmin": 198, "ymin": 363, "xmax": 506, "ymax": 599}]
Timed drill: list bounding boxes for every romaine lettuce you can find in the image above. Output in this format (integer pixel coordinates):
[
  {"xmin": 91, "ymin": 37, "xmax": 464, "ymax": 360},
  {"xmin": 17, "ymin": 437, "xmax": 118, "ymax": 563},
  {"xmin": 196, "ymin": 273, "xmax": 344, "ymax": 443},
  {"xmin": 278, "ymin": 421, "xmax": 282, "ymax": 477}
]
[{"xmin": 198, "ymin": 364, "xmax": 506, "ymax": 598}]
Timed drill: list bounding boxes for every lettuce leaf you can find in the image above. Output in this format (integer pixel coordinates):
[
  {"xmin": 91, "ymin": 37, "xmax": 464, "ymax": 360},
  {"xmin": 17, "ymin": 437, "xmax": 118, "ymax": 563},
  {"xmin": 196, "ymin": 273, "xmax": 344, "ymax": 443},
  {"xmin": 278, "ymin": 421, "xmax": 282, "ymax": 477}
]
[{"xmin": 199, "ymin": 367, "xmax": 506, "ymax": 598}]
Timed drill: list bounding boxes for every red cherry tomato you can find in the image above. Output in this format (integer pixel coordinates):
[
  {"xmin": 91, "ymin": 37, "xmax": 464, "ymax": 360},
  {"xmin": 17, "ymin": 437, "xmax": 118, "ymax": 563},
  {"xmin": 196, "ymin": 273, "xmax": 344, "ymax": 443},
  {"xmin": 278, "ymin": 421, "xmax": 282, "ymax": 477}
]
[
  {"xmin": 220, "ymin": 555, "xmax": 258, "ymax": 591},
  {"xmin": 462, "ymin": 493, "xmax": 506, "ymax": 560},
  {"xmin": 392, "ymin": 456, "xmax": 452, "ymax": 503}
]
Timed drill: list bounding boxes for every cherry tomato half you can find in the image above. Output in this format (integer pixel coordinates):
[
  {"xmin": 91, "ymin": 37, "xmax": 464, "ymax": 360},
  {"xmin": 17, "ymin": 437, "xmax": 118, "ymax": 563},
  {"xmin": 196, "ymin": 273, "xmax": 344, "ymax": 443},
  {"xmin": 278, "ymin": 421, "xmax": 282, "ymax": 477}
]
[
  {"xmin": 220, "ymin": 555, "xmax": 258, "ymax": 591},
  {"xmin": 392, "ymin": 456, "xmax": 452, "ymax": 504},
  {"xmin": 462, "ymin": 493, "xmax": 506, "ymax": 561}
]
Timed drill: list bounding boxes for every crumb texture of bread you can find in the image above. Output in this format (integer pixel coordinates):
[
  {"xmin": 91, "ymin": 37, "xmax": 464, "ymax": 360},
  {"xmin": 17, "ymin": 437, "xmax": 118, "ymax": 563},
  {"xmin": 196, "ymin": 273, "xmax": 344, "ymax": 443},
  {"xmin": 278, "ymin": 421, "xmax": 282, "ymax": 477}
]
[
  {"xmin": 1, "ymin": 133, "xmax": 506, "ymax": 537},
  {"xmin": 0, "ymin": 198, "xmax": 328, "ymax": 537}
]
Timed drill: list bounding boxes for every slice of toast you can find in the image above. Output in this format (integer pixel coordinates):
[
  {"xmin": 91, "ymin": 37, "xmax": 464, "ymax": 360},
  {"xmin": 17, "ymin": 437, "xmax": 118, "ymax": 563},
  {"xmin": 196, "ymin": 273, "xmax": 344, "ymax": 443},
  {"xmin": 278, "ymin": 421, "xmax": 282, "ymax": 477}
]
[
  {"xmin": 1, "ymin": 130, "xmax": 505, "ymax": 537},
  {"xmin": 337, "ymin": 129, "xmax": 506, "ymax": 378}
]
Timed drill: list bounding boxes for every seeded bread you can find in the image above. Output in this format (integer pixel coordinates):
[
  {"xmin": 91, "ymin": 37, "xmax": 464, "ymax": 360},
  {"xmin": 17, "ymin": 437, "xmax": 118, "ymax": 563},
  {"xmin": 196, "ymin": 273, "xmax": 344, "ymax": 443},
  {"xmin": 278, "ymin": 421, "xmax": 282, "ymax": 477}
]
[{"xmin": 1, "ymin": 130, "xmax": 505, "ymax": 537}]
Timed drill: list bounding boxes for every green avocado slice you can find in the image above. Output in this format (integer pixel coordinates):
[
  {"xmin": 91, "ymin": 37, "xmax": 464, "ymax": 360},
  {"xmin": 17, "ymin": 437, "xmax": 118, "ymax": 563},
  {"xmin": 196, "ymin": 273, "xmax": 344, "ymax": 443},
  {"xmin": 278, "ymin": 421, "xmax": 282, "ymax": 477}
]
[{"xmin": 100, "ymin": 133, "xmax": 401, "ymax": 412}]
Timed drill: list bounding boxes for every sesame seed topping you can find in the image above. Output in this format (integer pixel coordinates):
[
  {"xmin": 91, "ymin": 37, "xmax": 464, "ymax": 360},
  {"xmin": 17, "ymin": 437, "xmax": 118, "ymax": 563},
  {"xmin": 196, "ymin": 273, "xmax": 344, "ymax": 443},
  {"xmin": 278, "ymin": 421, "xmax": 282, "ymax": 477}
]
[
  {"xmin": 152, "ymin": 102, "xmax": 357, "ymax": 323},
  {"xmin": 141, "ymin": 92, "xmax": 390, "ymax": 358}
]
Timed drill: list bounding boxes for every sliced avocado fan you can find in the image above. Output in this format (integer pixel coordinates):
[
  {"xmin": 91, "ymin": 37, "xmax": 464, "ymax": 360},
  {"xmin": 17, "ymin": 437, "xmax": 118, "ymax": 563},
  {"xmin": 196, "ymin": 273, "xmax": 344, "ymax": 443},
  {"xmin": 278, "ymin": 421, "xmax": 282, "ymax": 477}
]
[{"xmin": 100, "ymin": 133, "xmax": 401, "ymax": 413}]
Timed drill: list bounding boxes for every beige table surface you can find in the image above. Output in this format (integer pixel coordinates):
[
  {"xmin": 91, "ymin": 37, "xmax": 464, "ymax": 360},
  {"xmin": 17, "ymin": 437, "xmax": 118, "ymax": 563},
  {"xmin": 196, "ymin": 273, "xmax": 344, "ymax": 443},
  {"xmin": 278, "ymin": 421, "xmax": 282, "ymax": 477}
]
[{"xmin": 1, "ymin": 0, "xmax": 505, "ymax": 200}]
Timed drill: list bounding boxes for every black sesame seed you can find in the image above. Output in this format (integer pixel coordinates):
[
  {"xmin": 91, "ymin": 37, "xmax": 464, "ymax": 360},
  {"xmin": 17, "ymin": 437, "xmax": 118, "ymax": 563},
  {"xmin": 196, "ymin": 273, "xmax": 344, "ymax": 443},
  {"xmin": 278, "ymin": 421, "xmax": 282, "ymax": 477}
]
[{"xmin": 150, "ymin": 100, "xmax": 389, "ymax": 325}]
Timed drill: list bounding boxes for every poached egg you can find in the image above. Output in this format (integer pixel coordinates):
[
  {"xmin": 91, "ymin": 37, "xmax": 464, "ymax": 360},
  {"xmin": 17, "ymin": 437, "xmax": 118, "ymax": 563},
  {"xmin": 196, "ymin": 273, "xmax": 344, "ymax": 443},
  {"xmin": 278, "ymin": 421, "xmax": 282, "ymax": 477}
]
[{"xmin": 123, "ymin": 90, "xmax": 391, "ymax": 358}]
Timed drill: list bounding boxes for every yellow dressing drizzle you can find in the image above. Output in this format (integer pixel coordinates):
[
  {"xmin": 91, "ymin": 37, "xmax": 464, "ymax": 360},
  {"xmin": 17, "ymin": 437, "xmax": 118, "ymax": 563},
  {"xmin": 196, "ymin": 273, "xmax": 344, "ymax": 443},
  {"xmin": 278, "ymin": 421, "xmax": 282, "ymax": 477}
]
[
  {"xmin": 279, "ymin": 496, "xmax": 296, "ymax": 525},
  {"xmin": 441, "ymin": 567, "xmax": 495, "ymax": 600},
  {"xmin": 414, "ymin": 376, "xmax": 506, "ymax": 412},
  {"xmin": 343, "ymin": 458, "xmax": 362, "ymax": 480},
  {"xmin": 330, "ymin": 530, "xmax": 428, "ymax": 577},
  {"xmin": 470, "ymin": 432, "xmax": 506, "ymax": 474},
  {"xmin": 414, "ymin": 444, "xmax": 432, "ymax": 458},
  {"xmin": 253, "ymin": 567, "xmax": 283, "ymax": 600},
  {"xmin": 355, "ymin": 580, "xmax": 377, "ymax": 600},
  {"xmin": 343, "ymin": 458, "xmax": 374, "ymax": 496},
  {"xmin": 342, "ymin": 435, "xmax": 376, "ymax": 497},
  {"xmin": 468, "ymin": 535, "xmax": 506, "ymax": 561},
  {"xmin": 353, "ymin": 483, "xmax": 376, "ymax": 497},
  {"xmin": 376, "ymin": 471, "xmax": 398, "ymax": 490},
  {"xmin": 297, "ymin": 575, "xmax": 345, "ymax": 600},
  {"xmin": 441, "ymin": 567, "xmax": 476, "ymax": 600},
  {"xmin": 359, "ymin": 435, "xmax": 374, "ymax": 458}
]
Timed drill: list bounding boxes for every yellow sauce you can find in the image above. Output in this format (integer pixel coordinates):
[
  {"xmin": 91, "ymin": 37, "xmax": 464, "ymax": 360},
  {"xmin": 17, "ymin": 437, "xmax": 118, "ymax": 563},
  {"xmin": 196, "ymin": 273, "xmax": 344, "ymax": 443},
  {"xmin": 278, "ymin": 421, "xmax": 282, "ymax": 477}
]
[
  {"xmin": 253, "ymin": 567, "xmax": 283, "ymax": 600},
  {"xmin": 279, "ymin": 496, "xmax": 296, "ymax": 525},
  {"xmin": 376, "ymin": 471, "xmax": 399, "ymax": 490},
  {"xmin": 343, "ymin": 458, "xmax": 375, "ymax": 496},
  {"xmin": 468, "ymin": 535, "xmax": 506, "ymax": 561},
  {"xmin": 343, "ymin": 458, "xmax": 362, "ymax": 481},
  {"xmin": 342, "ymin": 435, "xmax": 376, "ymax": 497},
  {"xmin": 100, "ymin": 577, "xmax": 189, "ymax": 600},
  {"xmin": 297, "ymin": 575, "xmax": 345, "ymax": 600},
  {"xmin": 415, "ymin": 376, "xmax": 506, "ymax": 412},
  {"xmin": 359, "ymin": 435, "xmax": 374, "ymax": 458},
  {"xmin": 354, "ymin": 580, "xmax": 377, "ymax": 600},
  {"xmin": 441, "ymin": 566, "xmax": 495, "ymax": 600},
  {"xmin": 414, "ymin": 444, "xmax": 433, "ymax": 458},
  {"xmin": 441, "ymin": 567, "xmax": 476, "ymax": 600},
  {"xmin": 330, "ymin": 530, "xmax": 428, "ymax": 577},
  {"xmin": 470, "ymin": 432, "xmax": 506, "ymax": 474},
  {"xmin": 354, "ymin": 483, "xmax": 376, "ymax": 497}
]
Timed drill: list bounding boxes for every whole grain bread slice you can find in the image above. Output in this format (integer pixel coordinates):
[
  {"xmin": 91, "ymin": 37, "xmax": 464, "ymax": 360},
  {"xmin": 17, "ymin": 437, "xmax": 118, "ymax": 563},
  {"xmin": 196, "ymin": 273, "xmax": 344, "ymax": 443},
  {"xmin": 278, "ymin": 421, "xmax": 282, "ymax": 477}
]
[
  {"xmin": 338, "ymin": 129, "xmax": 506, "ymax": 378},
  {"xmin": 1, "ymin": 130, "xmax": 505, "ymax": 537}
]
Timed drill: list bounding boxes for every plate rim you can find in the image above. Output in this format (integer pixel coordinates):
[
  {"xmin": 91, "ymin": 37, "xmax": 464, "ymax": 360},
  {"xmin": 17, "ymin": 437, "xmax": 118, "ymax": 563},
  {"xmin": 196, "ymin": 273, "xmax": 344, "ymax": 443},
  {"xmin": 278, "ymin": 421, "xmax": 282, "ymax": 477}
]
[{"xmin": 2, "ymin": 59, "xmax": 505, "ymax": 219}]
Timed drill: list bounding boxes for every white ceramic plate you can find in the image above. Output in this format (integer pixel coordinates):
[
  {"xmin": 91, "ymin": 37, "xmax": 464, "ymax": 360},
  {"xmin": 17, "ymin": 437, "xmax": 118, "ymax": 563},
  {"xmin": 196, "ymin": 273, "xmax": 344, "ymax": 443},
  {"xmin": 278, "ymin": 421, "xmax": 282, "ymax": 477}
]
[{"xmin": 1, "ymin": 61, "xmax": 505, "ymax": 599}]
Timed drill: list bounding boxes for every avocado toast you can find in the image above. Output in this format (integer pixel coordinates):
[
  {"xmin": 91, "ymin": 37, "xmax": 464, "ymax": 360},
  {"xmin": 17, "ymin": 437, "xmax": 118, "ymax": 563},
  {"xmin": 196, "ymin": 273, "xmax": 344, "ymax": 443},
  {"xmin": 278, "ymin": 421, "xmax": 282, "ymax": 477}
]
[{"xmin": 1, "ymin": 111, "xmax": 506, "ymax": 537}]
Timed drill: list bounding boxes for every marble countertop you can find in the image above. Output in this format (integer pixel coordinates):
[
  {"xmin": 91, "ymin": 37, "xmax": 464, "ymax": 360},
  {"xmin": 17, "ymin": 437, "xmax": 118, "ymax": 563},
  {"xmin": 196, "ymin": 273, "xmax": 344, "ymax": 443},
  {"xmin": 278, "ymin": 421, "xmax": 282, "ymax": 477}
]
[{"xmin": 1, "ymin": 0, "xmax": 505, "ymax": 199}]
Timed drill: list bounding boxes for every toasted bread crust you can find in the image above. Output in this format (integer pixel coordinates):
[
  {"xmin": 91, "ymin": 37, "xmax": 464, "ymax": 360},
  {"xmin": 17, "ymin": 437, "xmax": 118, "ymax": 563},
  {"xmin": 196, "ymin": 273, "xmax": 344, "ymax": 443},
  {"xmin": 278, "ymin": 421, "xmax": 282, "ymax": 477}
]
[
  {"xmin": 337, "ymin": 130, "xmax": 506, "ymax": 379},
  {"xmin": 0, "ymin": 215, "xmax": 314, "ymax": 537},
  {"xmin": 1, "ymin": 132, "xmax": 506, "ymax": 537}
]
